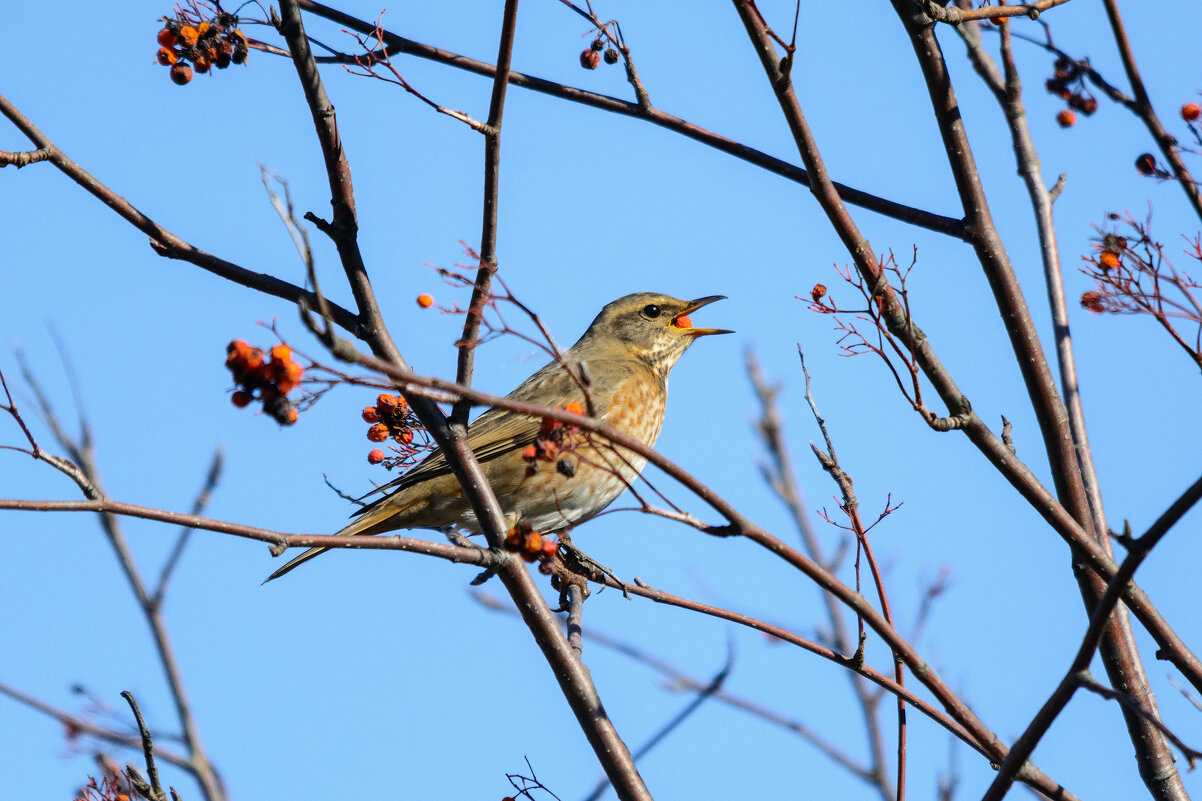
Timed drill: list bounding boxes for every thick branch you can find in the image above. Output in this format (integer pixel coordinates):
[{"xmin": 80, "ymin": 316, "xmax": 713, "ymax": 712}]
[
  {"xmin": 984, "ymin": 473, "xmax": 1202, "ymax": 799},
  {"xmin": 453, "ymin": 0, "xmax": 520, "ymax": 421},
  {"xmin": 1101, "ymin": 0, "xmax": 1202, "ymax": 222},
  {"xmin": 0, "ymin": 93, "xmax": 358, "ymax": 333},
  {"xmin": 294, "ymin": 0, "xmax": 965, "ymax": 239}
]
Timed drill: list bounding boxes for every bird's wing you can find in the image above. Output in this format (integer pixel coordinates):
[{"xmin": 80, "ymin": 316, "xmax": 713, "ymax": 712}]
[{"xmin": 351, "ymin": 358, "xmax": 595, "ymax": 511}]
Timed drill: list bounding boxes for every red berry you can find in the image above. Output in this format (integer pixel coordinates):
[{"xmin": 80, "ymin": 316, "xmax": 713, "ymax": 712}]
[
  {"xmin": 580, "ymin": 49, "xmax": 601, "ymax": 70},
  {"xmin": 368, "ymin": 448, "xmax": 386, "ymax": 464},
  {"xmin": 1056, "ymin": 110, "xmax": 1076, "ymax": 128},
  {"xmin": 169, "ymin": 62, "xmax": 193, "ymax": 85},
  {"xmin": 362, "ymin": 405, "xmax": 381, "ymax": 423},
  {"xmin": 1183, "ymin": 102, "xmax": 1201, "ymax": 122},
  {"xmin": 1135, "ymin": 153, "xmax": 1157, "ymax": 175},
  {"xmin": 1080, "ymin": 291, "xmax": 1104, "ymax": 312},
  {"xmin": 231, "ymin": 390, "xmax": 253, "ymax": 408}
]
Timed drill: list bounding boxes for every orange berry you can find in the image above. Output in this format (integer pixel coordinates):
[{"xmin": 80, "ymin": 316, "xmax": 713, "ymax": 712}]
[
  {"xmin": 416, "ymin": 293, "xmax": 434, "ymax": 308},
  {"xmin": 522, "ymin": 444, "xmax": 538, "ymax": 460},
  {"xmin": 376, "ymin": 393, "xmax": 400, "ymax": 412},
  {"xmin": 231, "ymin": 390, "xmax": 253, "ymax": 408},
  {"xmin": 564, "ymin": 401, "xmax": 584, "ymax": 415},
  {"xmin": 1183, "ymin": 102, "xmax": 1201, "ymax": 122},
  {"xmin": 178, "ymin": 25, "xmax": 199, "ymax": 47},
  {"xmin": 393, "ymin": 428, "xmax": 415, "ymax": 445},
  {"xmin": 540, "ymin": 540, "xmax": 558, "ymax": 557},
  {"xmin": 580, "ymin": 49, "xmax": 601, "ymax": 69},
  {"xmin": 673, "ymin": 314, "xmax": 693, "ymax": 329},
  {"xmin": 236, "ymin": 346, "xmax": 264, "ymax": 373},
  {"xmin": 197, "ymin": 21, "xmax": 211, "ymax": 37},
  {"xmin": 276, "ymin": 361, "xmax": 304, "ymax": 394},
  {"xmin": 157, "ymin": 28, "xmax": 178, "ymax": 47},
  {"xmin": 362, "ymin": 405, "xmax": 381, "ymax": 423},
  {"xmin": 270, "ymin": 344, "xmax": 292, "ymax": 362},
  {"xmin": 367, "ymin": 448, "xmax": 386, "ymax": 464},
  {"xmin": 367, "ymin": 423, "xmax": 390, "ymax": 442},
  {"xmin": 1098, "ymin": 250, "xmax": 1121, "ymax": 270},
  {"xmin": 169, "ymin": 62, "xmax": 193, "ymax": 85},
  {"xmin": 811, "ymin": 283, "xmax": 827, "ymax": 302},
  {"xmin": 194, "ymin": 55, "xmax": 212, "ymax": 73},
  {"xmin": 157, "ymin": 47, "xmax": 178, "ymax": 65},
  {"xmin": 1056, "ymin": 109, "xmax": 1076, "ymax": 128},
  {"xmin": 283, "ymin": 408, "xmax": 299, "ymax": 425}
]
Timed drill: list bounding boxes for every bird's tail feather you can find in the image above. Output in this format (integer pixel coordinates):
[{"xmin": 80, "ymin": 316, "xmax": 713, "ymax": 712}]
[{"xmin": 262, "ymin": 494, "xmax": 414, "ymax": 583}]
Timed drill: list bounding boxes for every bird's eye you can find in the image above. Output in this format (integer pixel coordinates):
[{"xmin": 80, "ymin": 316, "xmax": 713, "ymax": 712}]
[{"xmin": 642, "ymin": 304, "xmax": 662, "ymax": 319}]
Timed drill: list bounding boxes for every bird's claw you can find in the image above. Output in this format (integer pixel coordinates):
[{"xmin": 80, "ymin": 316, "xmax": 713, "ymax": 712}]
[{"xmin": 549, "ymin": 533, "xmax": 629, "ymax": 606}]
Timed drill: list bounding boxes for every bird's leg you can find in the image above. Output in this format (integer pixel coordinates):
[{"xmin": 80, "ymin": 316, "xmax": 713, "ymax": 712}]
[
  {"xmin": 442, "ymin": 526, "xmax": 479, "ymax": 549},
  {"xmin": 449, "ymin": 525, "xmax": 501, "ymax": 585}
]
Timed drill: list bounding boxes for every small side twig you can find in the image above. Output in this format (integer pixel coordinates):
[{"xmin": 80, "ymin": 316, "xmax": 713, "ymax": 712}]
[{"xmin": 121, "ymin": 691, "xmax": 167, "ymax": 801}]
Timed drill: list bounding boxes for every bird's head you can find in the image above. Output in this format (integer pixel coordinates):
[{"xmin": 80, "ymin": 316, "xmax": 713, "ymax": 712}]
[{"xmin": 573, "ymin": 293, "xmax": 732, "ymax": 377}]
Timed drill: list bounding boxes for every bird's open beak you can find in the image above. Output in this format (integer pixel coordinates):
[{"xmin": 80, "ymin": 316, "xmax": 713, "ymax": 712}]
[{"xmin": 672, "ymin": 295, "xmax": 734, "ymax": 337}]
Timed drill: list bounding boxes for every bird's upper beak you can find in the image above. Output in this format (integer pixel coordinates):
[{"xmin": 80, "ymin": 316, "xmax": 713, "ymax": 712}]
[{"xmin": 672, "ymin": 295, "xmax": 734, "ymax": 337}]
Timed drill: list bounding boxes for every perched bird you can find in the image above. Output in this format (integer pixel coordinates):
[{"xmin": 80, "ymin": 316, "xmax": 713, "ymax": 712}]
[{"xmin": 266, "ymin": 292, "xmax": 731, "ymax": 581}]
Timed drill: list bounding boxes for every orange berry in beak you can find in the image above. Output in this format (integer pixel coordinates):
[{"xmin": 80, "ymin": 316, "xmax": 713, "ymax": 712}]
[{"xmin": 673, "ymin": 315, "xmax": 692, "ymax": 329}]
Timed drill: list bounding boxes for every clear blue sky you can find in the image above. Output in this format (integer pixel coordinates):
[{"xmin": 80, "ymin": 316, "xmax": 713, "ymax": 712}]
[{"xmin": 2, "ymin": 2, "xmax": 1200, "ymax": 799}]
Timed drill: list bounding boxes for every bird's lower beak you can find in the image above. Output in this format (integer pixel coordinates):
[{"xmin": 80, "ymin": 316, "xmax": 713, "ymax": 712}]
[{"xmin": 673, "ymin": 295, "xmax": 734, "ymax": 337}]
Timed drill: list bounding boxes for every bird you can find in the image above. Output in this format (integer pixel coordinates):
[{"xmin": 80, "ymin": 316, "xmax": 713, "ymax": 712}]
[{"xmin": 265, "ymin": 292, "xmax": 731, "ymax": 581}]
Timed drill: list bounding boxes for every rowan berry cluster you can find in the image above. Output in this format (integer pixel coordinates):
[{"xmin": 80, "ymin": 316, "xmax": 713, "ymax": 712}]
[
  {"xmin": 504, "ymin": 522, "xmax": 559, "ymax": 563},
  {"xmin": 156, "ymin": 10, "xmax": 248, "ymax": 86},
  {"xmin": 1081, "ymin": 229, "xmax": 1129, "ymax": 314},
  {"xmin": 362, "ymin": 392, "xmax": 429, "ymax": 467},
  {"xmin": 226, "ymin": 340, "xmax": 304, "ymax": 425},
  {"xmin": 1045, "ymin": 56, "xmax": 1097, "ymax": 127},
  {"xmin": 522, "ymin": 402, "xmax": 585, "ymax": 478},
  {"xmin": 579, "ymin": 37, "xmax": 620, "ymax": 70},
  {"xmin": 72, "ymin": 758, "xmax": 131, "ymax": 801}
]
